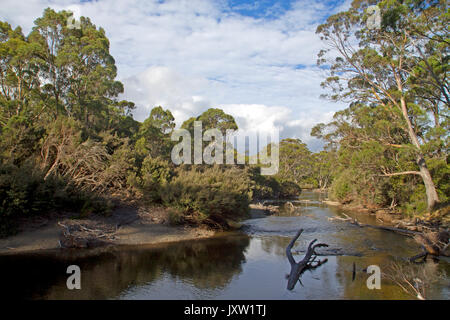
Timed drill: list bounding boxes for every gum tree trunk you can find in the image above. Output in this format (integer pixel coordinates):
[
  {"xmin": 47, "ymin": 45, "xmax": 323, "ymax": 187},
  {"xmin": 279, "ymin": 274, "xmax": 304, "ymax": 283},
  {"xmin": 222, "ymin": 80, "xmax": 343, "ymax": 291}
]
[{"xmin": 400, "ymin": 96, "xmax": 440, "ymax": 210}]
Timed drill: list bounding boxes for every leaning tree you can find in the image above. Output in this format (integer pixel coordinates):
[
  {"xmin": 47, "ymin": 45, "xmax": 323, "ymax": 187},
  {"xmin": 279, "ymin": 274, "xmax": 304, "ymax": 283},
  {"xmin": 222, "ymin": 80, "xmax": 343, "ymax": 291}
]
[{"xmin": 316, "ymin": 0, "xmax": 448, "ymax": 210}]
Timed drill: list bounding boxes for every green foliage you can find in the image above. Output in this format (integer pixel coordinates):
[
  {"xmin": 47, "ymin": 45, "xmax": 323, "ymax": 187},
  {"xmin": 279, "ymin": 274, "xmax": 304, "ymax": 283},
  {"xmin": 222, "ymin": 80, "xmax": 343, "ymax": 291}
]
[
  {"xmin": 315, "ymin": 0, "xmax": 449, "ymax": 212},
  {"xmin": 316, "ymin": 0, "xmax": 448, "ymax": 210},
  {"xmin": 161, "ymin": 165, "xmax": 252, "ymax": 221},
  {"xmin": 0, "ymin": 161, "xmax": 106, "ymax": 236},
  {"xmin": 249, "ymin": 167, "xmax": 282, "ymax": 199},
  {"xmin": 276, "ymin": 138, "xmax": 311, "ymax": 184},
  {"xmin": 182, "ymin": 108, "xmax": 238, "ymax": 134},
  {"xmin": 0, "ymin": 115, "xmax": 45, "ymax": 164},
  {"xmin": 315, "ymin": 102, "xmax": 449, "ymax": 213},
  {"xmin": 1, "ymin": 3, "xmax": 445, "ymax": 235},
  {"xmin": 135, "ymin": 106, "xmax": 175, "ymax": 160},
  {"xmin": 249, "ymin": 166, "xmax": 302, "ymax": 199},
  {"xmin": 1, "ymin": 9, "xmax": 274, "ymax": 233},
  {"xmin": 131, "ymin": 156, "xmax": 173, "ymax": 202},
  {"xmin": 329, "ymin": 170, "xmax": 352, "ymax": 202},
  {"xmin": 167, "ymin": 208, "xmax": 184, "ymax": 225},
  {"xmin": 277, "ymin": 180, "xmax": 302, "ymax": 199}
]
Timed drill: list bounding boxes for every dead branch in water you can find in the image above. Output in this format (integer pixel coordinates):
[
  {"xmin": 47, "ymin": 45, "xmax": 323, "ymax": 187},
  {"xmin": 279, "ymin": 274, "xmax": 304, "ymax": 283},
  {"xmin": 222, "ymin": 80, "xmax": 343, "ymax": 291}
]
[
  {"xmin": 410, "ymin": 231, "xmax": 449, "ymax": 262},
  {"xmin": 383, "ymin": 261, "xmax": 446, "ymax": 300},
  {"xmin": 286, "ymin": 229, "xmax": 328, "ymax": 290}
]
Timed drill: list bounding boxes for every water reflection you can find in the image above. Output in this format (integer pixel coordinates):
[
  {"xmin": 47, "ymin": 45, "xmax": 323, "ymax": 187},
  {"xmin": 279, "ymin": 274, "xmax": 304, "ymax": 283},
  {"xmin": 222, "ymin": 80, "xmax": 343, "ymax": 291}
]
[
  {"xmin": 0, "ymin": 234, "xmax": 250, "ymax": 300},
  {"xmin": 0, "ymin": 191, "xmax": 448, "ymax": 300}
]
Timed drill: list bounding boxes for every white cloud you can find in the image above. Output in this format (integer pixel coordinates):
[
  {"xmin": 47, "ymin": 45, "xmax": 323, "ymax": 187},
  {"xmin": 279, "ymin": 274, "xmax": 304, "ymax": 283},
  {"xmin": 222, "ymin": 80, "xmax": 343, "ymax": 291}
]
[
  {"xmin": 122, "ymin": 66, "xmax": 213, "ymax": 122},
  {"xmin": 0, "ymin": 0, "xmax": 350, "ymax": 151}
]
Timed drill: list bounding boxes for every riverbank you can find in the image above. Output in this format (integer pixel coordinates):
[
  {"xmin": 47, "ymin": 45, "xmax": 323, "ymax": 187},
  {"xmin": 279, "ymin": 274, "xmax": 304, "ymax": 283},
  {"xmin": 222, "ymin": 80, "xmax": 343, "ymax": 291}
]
[
  {"xmin": 0, "ymin": 205, "xmax": 216, "ymax": 255},
  {"xmin": 1, "ymin": 191, "xmax": 449, "ymax": 299},
  {"xmin": 3, "ymin": 197, "xmax": 448, "ymax": 255},
  {"xmin": 322, "ymin": 199, "xmax": 450, "ymax": 232}
]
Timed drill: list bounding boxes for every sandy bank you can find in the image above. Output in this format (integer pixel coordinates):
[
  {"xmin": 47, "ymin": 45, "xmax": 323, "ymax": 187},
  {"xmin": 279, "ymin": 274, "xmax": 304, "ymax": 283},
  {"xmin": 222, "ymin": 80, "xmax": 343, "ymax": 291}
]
[{"xmin": 0, "ymin": 206, "xmax": 215, "ymax": 255}]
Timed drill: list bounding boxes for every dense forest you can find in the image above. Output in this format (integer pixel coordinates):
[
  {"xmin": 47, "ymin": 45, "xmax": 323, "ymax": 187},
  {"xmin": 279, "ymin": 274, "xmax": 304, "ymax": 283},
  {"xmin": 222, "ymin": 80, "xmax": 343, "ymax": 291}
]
[
  {"xmin": 0, "ymin": 8, "xmax": 306, "ymax": 235},
  {"xmin": 0, "ymin": 0, "xmax": 448, "ymax": 236}
]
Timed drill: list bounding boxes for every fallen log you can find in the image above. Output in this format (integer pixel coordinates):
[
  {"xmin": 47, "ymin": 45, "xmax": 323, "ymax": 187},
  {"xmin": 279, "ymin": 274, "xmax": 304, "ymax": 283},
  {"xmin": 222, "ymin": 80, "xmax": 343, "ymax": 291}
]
[
  {"xmin": 331, "ymin": 213, "xmax": 449, "ymax": 260},
  {"xmin": 409, "ymin": 245, "xmax": 428, "ymax": 263},
  {"xmin": 334, "ymin": 212, "xmax": 421, "ymax": 236},
  {"xmin": 286, "ymin": 229, "xmax": 328, "ymax": 290},
  {"xmin": 356, "ymin": 222, "xmax": 420, "ymax": 236}
]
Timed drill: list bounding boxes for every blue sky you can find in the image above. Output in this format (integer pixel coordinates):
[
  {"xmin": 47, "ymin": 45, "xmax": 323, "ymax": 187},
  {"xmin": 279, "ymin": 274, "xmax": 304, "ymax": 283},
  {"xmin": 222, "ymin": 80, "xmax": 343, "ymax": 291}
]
[
  {"xmin": 225, "ymin": 0, "xmax": 345, "ymax": 19},
  {"xmin": 0, "ymin": 0, "xmax": 351, "ymax": 151},
  {"xmin": 226, "ymin": 0, "xmax": 295, "ymax": 18}
]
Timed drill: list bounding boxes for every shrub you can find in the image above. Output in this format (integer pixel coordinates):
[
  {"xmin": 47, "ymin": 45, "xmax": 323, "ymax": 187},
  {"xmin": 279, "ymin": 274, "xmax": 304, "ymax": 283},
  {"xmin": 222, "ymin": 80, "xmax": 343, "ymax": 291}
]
[
  {"xmin": 167, "ymin": 208, "xmax": 184, "ymax": 225},
  {"xmin": 249, "ymin": 167, "xmax": 281, "ymax": 199},
  {"xmin": 278, "ymin": 180, "xmax": 302, "ymax": 199},
  {"xmin": 131, "ymin": 156, "xmax": 173, "ymax": 202},
  {"xmin": 330, "ymin": 170, "xmax": 352, "ymax": 202},
  {"xmin": 0, "ymin": 161, "xmax": 110, "ymax": 236},
  {"xmin": 161, "ymin": 165, "xmax": 252, "ymax": 222}
]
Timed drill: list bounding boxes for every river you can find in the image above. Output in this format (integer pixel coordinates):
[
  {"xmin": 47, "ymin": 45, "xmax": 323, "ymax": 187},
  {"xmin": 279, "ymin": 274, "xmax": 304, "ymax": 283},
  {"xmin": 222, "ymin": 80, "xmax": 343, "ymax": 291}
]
[{"xmin": 0, "ymin": 191, "xmax": 448, "ymax": 299}]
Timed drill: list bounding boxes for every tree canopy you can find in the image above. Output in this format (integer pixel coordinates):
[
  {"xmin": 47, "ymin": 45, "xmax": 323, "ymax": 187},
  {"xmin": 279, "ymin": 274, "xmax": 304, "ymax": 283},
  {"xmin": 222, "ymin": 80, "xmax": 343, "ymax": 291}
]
[{"xmin": 315, "ymin": 0, "xmax": 449, "ymax": 210}]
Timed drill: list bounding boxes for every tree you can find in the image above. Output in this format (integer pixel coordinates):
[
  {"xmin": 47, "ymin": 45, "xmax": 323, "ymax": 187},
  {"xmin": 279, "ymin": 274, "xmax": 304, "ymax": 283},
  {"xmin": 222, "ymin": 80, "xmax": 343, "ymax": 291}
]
[
  {"xmin": 145, "ymin": 106, "xmax": 175, "ymax": 134},
  {"xmin": 181, "ymin": 108, "xmax": 238, "ymax": 134},
  {"xmin": 316, "ymin": 0, "xmax": 448, "ymax": 210},
  {"xmin": 277, "ymin": 138, "xmax": 311, "ymax": 185},
  {"xmin": 135, "ymin": 106, "xmax": 175, "ymax": 159},
  {"xmin": 29, "ymin": 8, "xmax": 129, "ymax": 128},
  {"xmin": 311, "ymin": 150, "xmax": 336, "ymax": 190},
  {"xmin": 0, "ymin": 22, "xmax": 41, "ymax": 123},
  {"xmin": 180, "ymin": 108, "xmax": 238, "ymax": 164}
]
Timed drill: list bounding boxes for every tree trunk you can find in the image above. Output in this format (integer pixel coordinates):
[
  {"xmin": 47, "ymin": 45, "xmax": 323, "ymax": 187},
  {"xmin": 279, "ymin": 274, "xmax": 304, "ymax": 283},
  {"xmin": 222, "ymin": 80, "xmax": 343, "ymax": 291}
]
[
  {"xmin": 417, "ymin": 155, "xmax": 440, "ymax": 210},
  {"xmin": 400, "ymin": 97, "xmax": 440, "ymax": 210}
]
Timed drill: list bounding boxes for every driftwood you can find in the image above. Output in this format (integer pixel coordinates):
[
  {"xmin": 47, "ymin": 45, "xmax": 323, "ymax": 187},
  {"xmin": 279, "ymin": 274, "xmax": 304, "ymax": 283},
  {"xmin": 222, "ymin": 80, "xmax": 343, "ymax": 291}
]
[
  {"xmin": 284, "ymin": 202, "xmax": 295, "ymax": 211},
  {"xmin": 58, "ymin": 221, "xmax": 117, "ymax": 248},
  {"xmin": 410, "ymin": 231, "xmax": 449, "ymax": 262},
  {"xmin": 286, "ymin": 229, "xmax": 328, "ymax": 290}
]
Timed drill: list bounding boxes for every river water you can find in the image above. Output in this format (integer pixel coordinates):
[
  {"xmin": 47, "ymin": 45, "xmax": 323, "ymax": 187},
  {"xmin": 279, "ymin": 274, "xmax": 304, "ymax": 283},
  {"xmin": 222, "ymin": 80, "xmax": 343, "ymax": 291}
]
[{"xmin": 0, "ymin": 191, "xmax": 448, "ymax": 300}]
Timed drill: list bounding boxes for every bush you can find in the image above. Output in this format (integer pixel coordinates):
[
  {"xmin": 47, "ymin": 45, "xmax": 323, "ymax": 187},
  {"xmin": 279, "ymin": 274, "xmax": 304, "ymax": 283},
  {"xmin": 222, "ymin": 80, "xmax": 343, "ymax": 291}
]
[
  {"xmin": 330, "ymin": 170, "xmax": 352, "ymax": 202},
  {"xmin": 0, "ymin": 163, "xmax": 59, "ymax": 218},
  {"xmin": 161, "ymin": 165, "xmax": 252, "ymax": 222},
  {"xmin": 0, "ymin": 161, "xmax": 110, "ymax": 236},
  {"xmin": 249, "ymin": 167, "xmax": 281, "ymax": 199},
  {"xmin": 278, "ymin": 180, "xmax": 302, "ymax": 199},
  {"xmin": 249, "ymin": 167, "xmax": 301, "ymax": 199},
  {"xmin": 130, "ymin": 156, "xmax": 173, "ymax": 202},
  {"xmin": 167, "ymin": 208, "xmax": 184, "ymax": 225}
]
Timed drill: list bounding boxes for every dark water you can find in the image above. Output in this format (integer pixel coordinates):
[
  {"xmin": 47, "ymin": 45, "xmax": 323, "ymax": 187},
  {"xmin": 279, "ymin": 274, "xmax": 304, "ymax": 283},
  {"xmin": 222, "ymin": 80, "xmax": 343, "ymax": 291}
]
[{"xmin": 0, "ymin": 192, "xmax": 448, "ymax": 300}]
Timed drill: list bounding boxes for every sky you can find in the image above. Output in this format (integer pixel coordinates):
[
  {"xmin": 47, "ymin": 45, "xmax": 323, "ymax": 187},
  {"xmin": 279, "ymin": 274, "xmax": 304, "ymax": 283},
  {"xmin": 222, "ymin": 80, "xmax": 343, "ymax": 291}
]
[{"xmin": 0, "ymin": 0, "xmax": 351, "ymax": 151}]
